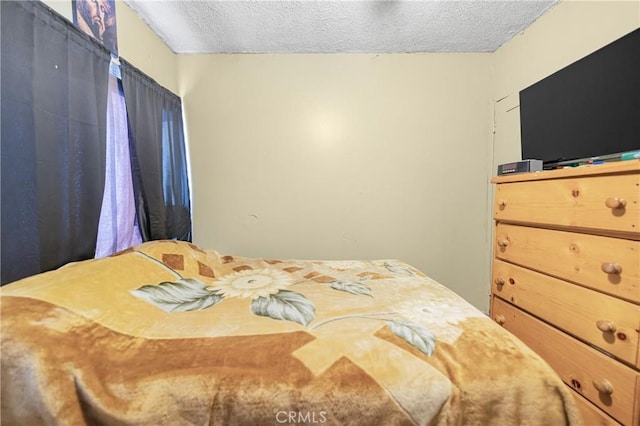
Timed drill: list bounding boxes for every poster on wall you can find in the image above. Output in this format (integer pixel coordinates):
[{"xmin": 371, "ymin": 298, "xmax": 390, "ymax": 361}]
[{"xmin": 73, "ymin": 0, "xmax": 118, "ymax": 55}]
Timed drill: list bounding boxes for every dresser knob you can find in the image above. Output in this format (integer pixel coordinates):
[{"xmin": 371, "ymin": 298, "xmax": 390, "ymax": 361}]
[
  {"xmin": 601, "ymin": 262, "xmax": 622, "ymax": 275},
  {"xmin": 494, "ymin": 314, "xmax": 505, "ymax": 325},
  {"xmin": 570, "ymin": 379, "xmax": 582, "ymax": 391},
  {"xmin": 498, "ymin": 200, "xmax": 508, "ymax": 208},
  {"xmin": 497, "ymin": 240, "xmax": 509, "ymax": 248},
  {"xmin": 596, "ymin": 320, "xmax": 616, "ymax": 333},
  {"xmin": 605, "ymin": 197, "xmax": 626, "ymax": 209},
  {"xmin": 494, "ymin": 277, "xmax": 505, "ymax": 286},
  {"xmin": 592, "ymin": 379, "xmax": 614, "ymax": 395}
]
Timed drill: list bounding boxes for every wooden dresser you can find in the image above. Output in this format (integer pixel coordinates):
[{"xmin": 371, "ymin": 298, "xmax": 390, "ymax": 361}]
[{"xmin": 489, "ymin": 160, "xmax": 640, "ymax": 426}]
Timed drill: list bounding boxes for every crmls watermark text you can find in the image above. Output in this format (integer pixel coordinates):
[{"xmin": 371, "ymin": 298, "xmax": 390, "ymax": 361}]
[{"xmin": 275, "ymin": 410, "xmax": 328, "ymax": 424}]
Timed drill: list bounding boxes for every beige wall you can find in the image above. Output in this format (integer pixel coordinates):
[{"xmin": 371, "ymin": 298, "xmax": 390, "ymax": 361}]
[
  {"xmin": 41, "ymin": 0, "xmax": 178, "ymax": 93},
  {"xmin": 179, "ymin": 54, "xmax": 494, "ymax": 311}
]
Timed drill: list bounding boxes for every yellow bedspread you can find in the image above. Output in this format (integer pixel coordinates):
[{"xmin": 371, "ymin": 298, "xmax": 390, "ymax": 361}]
[{"xmin": 1, "ymin": 241, "xmax": 581, "ymax": 425}]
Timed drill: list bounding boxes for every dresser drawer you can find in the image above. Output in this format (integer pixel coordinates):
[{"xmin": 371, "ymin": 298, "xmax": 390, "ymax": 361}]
[
  {"xmin": 572, "ymin": 390, "xmax": 622, "ymax": 426},
  {"xmin": 492, "ymin": 259, "xmax": 639, "ymax": 367},
  {"xmin": 494, "ymin": 223, "xmax": 640, "ymax": 303},
  {"xmin": 493, "ymin": 173, "xmax": 640, "ymax": 236},
  {"xmin": 492, "ymin": 298, "xmax": 639, "ymax": 425}
]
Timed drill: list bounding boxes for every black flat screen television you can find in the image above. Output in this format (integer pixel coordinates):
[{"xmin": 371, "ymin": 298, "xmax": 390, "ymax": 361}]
[{"xmin": 519, "ymin": 28, "xmax": 640, "ymax": 169}]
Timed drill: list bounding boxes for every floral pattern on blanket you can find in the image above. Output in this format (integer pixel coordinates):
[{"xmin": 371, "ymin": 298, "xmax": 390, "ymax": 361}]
[{"xmin": 132, "ymin": 260, "xmax": 437, "ymax": 356}]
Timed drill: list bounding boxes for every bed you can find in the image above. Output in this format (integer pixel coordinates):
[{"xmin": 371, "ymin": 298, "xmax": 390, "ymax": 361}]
[{"xmin": 1, "ymin": 240, "xmax": 581, "ymax": 425}]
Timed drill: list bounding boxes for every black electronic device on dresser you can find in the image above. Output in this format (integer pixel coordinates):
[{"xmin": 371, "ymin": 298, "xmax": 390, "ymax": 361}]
[
  {"xmin": 497, "ymin": 159, "xmax": 543, "ymax": 176},
  {"xmin": 519, "ymin": 28, "xmax": 640, "ymax": 170}
]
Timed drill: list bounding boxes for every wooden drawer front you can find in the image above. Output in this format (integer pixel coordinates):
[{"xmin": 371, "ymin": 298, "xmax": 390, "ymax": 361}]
[
  {"xmin": 571, "ymin": 388, "xmax": 622, "ymax": 426},
  {"xmin": 495, "ymin": 223, "xmax": 640, "ymax": 303},
  {"xmin": 493, "ymin": 174, "xmax": 640, "ymax": 236},
  {"xmin": 492, "ymin": 259, "xmax": 640, "ymax": 367},
  {"xmin": 492, "ymin": 298, "xmax": 639, "ymax": 425},
  {"xmin": 637, "ymin": 376, "xmax": 640, "ymax": 426}
]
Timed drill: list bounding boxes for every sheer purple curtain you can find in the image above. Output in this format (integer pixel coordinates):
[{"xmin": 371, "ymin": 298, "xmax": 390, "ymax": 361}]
[
  {"xmin": 1, "ymin": 0, "xmax": 110, "ymax": 284},
  {"xmin": 95, "ymin": 72, "xmax": 143, "ymax": 257}
]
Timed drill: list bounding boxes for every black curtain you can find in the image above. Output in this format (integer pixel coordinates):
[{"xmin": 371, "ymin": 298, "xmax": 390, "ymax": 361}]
[
  {"xmin": 1, "ymin": 1, "xmax": 110, "ymax": 285},
  {"xmin": 120, "ymin": 59, "xmax": 192, "ymax": 242}
]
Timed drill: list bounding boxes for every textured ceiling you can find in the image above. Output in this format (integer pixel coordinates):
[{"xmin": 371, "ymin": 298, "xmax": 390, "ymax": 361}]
[{"xmin": 124, "ymin": 0, "xmax": 561, "ymax": 54}]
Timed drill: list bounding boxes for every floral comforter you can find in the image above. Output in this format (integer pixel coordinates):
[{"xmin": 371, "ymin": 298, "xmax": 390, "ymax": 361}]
[{"xmin": 1, "ymin": 241, "xmax": 580, "ymax": 425}]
